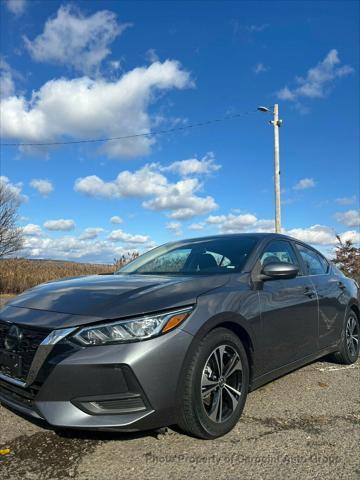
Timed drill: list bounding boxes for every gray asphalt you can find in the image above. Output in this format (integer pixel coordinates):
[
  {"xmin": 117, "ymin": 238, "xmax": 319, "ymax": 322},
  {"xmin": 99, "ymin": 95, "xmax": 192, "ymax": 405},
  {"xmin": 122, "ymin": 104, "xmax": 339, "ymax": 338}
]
[{"xmin": 1, "ymin": 356, "xmax": 359, "ymax": 480}]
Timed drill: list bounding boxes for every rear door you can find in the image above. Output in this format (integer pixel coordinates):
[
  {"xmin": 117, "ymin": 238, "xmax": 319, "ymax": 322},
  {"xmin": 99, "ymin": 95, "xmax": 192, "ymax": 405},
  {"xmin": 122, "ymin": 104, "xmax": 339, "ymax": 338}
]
[
  {"xmin": 294, "ymin": 243, "xmax": 346, "ymax": 349},
  {"xmin": 257, "ymin": 239, "xmax": 319, "ymax": 373}
]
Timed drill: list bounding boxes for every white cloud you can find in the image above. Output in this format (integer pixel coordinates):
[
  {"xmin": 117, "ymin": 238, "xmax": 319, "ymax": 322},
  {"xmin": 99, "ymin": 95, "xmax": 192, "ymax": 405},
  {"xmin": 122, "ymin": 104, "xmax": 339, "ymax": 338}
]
[
  {"xmin": 286, "ymin": 225, "xmax": 359, "ymax": 246},
  {"xmin": 75, "ymin": 165, "xmax": 166, "ymax": 198},
  {"xmin": 75, "ymin": 161, "xmax": 218, "ymax": 220},
  {"xmin": 253, "ymin": 63, "xmax": 268, "ymax": 74},
  {"xmin": 21, "ymin": 233, "xmax": 141, "ymax": 262},
  {"xmin": 144, "ymin": 178, "xmax": 217, "ymax": 220},
  {"xmin": 205, "ymin": 211, "xmax": 359, "ymax": 248},
  {"xmin": 162, "ymin": 152, "xmax": 220, "ymax": 176},
  {"xmin": 339, "ymin": 230, "xmax": 360, "ymax": 244},
  {"xmin": 22, "ymin": 224, "xmax": 42, "ymax": 236},
  {"xmin": 108, "ymin": 229, "xmax": 150, "ymax": 244},
  {"xmin": 146, "ymin": 48, "xmax": 159, "ymax": 63},
  {"xmin": 4, "ymin": 0, "xmax": 26, "ymax": 16},
  {"xmin": 0, "ymin": 59, "xmax": 15, "ymax": 98},
  {"xmin": 206, "ymin": 213, "xmax": 274, "ymax": 233},
  {"xmin": 110, "ymin": 215, "xmax": 123, "ymax": 224},
  {"xmin": 0, "ymin": 60, "xmax": 193, "ymax": 158},
  {"xmin": 277, "ymin": 85, "xmax": 296, "ymax": 101},
  {"xmin": 206, "ymin": 215, "xmax": 227, "ymax": 225},
  {"xmin": 277, "ymin": 49, "xmax": 353, "ymax": 102},
  {"xmin": 0, "ymin": 175, "xmax": 27, "ymax": 203},
  {"xmin": 30, "ymin": 179, "xmax": 54, "ymax": 196},
  {"xmin": 293, "ymin": 178, "xmax": 316, "ymax": 190},
  {"xmin": 166, "ymin": 222, "xmax": 182, "ymax": 236},
  {"xmin": 335, "ymin": 210, "xmax": 360, "ymax": 227},
  {"xmin": 188, "ymin": 222, "xmax": 205, "ymax": 231},
  {"xmin": 109, "ymin": 60, "xmax": 122, "ymax": 72},
  {"xmin": 44, "ymin": 219, "xmax": 76, "ymax": 231},
  {"xmin": 286, "ymin": 224, "xmax": 336, "ymax": 245},
  {"xmin": 24, "ymin": 5, "xmax": 129, "ymax": 75},
  {"xmin": 335, "ymin": 195, "xmax": 357, "ymax": 205},
  {"xmin": 79, "ymin": 227, "xmax": 104, "ymax": 240},
  {"xmin": 19, "ymin": 222, "xmax": 153, "ymax": 262}
]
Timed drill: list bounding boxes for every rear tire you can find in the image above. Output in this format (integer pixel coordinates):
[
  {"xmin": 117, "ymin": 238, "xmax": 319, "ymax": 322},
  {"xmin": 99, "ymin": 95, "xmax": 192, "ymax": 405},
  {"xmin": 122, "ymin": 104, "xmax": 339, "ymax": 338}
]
[
  {"xmin": 177, "ymin": 327, "xmax": 249, "ymax": 439},
  {"xmin": 330, "ymin": 310, "xmax": 359, "ymax": 364}
]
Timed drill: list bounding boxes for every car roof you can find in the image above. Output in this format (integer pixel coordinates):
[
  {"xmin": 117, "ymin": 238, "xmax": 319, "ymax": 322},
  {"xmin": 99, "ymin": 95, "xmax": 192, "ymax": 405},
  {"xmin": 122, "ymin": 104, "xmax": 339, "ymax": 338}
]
[{"xmin": 178, "ymin": 232, "xmax": 296, "ymax": 243}]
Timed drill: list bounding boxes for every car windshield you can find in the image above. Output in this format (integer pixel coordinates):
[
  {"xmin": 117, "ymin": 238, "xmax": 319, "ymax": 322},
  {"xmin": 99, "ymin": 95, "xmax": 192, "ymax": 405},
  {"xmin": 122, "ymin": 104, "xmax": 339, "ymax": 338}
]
[{"xmin": 116, "ymin": 237, "xmax": 258, "ymax": 275}]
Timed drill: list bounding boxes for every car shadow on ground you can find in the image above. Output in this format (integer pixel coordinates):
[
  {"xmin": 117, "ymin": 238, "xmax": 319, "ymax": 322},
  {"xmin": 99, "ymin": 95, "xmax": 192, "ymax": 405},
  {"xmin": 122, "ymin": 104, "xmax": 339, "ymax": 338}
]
[{"xmin": 3, "ymin": 402, "xmax": 171, "ymax": 441}]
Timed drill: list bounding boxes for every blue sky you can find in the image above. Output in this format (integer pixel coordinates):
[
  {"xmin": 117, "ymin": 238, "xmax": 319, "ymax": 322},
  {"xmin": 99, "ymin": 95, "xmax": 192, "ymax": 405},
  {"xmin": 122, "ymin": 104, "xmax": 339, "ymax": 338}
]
[{"xmin": 0, "ymin": 0, "xmax": 359, "ymax": 262}]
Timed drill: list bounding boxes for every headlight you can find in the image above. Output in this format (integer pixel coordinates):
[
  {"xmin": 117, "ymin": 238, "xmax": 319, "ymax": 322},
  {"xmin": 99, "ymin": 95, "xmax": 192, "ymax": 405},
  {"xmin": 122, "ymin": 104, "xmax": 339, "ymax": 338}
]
[{"xmin": 72, "ymin": 306, "xmax": 193, "ymax": 346}]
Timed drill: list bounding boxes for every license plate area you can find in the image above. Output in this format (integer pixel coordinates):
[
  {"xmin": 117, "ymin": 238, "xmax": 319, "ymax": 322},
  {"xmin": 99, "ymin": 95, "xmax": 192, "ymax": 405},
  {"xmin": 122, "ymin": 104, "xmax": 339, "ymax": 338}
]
[{"xmin": 0, "ymin": 350, "xmax": 23, "ymax": 379}]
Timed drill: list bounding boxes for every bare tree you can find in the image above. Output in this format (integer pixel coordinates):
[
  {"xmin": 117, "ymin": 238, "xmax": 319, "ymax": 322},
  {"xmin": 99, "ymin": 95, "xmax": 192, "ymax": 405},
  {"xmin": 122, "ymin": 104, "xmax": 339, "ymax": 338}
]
[
  {"xmin": 333, "ymin": 235, "xmax": 360, "ymax": 284},
  {"xmin": 0, "ymin": 181, "xmax": 24, "ymax": 257}
]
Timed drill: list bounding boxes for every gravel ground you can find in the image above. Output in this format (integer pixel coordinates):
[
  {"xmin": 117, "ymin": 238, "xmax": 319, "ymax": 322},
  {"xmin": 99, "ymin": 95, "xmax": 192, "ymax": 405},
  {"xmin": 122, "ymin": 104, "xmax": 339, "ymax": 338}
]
[
  {"xmin": 1, "ymin": 357, "xmax": 359, "ymax": 480},
  {"xmin": 0, "ymin": 294, "xmax": 359, "ymax": 479}
]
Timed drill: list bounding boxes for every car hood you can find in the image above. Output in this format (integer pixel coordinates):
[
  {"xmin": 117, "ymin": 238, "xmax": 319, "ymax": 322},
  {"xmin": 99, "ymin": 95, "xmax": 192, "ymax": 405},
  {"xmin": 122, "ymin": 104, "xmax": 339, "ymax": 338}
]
[{"xmin": 0, "ymin": 273, "xmax": 230, "ymax": 329}]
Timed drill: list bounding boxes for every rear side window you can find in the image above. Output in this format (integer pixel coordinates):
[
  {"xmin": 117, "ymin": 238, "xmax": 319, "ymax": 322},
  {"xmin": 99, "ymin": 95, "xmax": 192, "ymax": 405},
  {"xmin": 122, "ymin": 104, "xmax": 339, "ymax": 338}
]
[
  {"xmin": 296, "ymin": 244, "xmax": 329, "ymax": 275},
  {"xmin": 260, "ymin": 240, "xmax": 299, "ymax": 266}
]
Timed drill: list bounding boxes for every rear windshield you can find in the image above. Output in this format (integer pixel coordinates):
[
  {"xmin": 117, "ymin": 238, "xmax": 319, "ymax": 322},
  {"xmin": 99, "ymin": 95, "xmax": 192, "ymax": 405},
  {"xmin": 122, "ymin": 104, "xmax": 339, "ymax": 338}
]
[{"xmin": 117, "ymin": 237, "xmax": 258, "ymax": 275}]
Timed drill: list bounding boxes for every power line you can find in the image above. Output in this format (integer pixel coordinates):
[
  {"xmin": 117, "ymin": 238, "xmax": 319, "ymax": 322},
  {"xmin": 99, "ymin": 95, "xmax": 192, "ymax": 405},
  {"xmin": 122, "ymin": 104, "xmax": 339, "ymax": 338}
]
[{"xmin": 0, "ymin": 109, "xmax": 259, "ymax": 147}]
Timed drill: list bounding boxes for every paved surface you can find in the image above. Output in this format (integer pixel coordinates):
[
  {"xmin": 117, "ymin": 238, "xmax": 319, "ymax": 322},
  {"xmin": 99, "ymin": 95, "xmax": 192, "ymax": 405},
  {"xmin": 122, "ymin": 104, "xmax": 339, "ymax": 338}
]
[
  {"xmin": 1, "ymin": 295, "xmax": 359, "ymax": 479},
  {"xmin": 1, "ymin": 357, "xmax": 359, "ymax": 480}
]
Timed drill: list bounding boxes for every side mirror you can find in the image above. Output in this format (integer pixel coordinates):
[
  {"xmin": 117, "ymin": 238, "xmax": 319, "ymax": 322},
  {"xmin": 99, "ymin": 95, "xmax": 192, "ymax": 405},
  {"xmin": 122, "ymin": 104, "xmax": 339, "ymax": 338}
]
[{"xmin": 261, "ymin": 262, "xmax": 299, "ymax": 280}]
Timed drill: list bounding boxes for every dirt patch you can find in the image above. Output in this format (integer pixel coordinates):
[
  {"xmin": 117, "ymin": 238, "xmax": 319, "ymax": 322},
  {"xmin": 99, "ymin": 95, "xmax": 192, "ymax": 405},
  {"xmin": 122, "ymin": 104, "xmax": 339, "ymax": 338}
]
[{"xmin": 0, "ymin": 431, "xmax": 100, "ymax": 480}]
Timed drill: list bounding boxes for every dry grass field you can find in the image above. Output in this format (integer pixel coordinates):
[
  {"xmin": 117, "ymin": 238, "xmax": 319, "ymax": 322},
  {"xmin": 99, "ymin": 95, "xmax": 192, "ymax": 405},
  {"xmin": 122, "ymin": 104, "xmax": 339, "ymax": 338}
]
[{"xmin": 0, "ymin": 257, "xmax": 133, "ymax": 294}]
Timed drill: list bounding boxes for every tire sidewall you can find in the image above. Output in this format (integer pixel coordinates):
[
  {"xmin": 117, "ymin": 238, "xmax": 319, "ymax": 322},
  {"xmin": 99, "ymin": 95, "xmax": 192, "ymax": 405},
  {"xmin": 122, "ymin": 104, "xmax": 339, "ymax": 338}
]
[
  {"xmin": 343, "ymin": 311, "xmax": 360, "ymax": 363},
  {"xmin": 191, "ymin": 328, "xmax": 249, "ymax": 438}
]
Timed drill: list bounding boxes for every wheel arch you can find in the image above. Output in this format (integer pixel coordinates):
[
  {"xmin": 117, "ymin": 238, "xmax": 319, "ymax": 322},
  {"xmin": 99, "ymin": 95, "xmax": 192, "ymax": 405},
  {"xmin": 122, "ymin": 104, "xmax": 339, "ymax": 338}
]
[
  {"xmin": 177, "ymin": 313, "xmax": 257, "ymax": 402},
  {"xmin": 346, "ymin": 300, "xmax": 360, "ymax": 320},
  {"xmin": 349, "ymin": 302, "xmax": 360, "ymax": 319},
  {"xmin": 211, "ymin": 320, "xmax": 255, "ymax": 386}
]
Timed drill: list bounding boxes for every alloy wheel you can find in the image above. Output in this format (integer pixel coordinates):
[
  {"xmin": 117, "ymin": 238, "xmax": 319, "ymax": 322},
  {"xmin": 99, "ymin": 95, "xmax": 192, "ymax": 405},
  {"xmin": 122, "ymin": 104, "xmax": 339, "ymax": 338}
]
[
  {"xmin": 201, "ymin": 344, "xmax": 242, "ymax": 423},
  {"xmin": 346, "ymin": 314, "xmax": 359, "ymax": 358}
]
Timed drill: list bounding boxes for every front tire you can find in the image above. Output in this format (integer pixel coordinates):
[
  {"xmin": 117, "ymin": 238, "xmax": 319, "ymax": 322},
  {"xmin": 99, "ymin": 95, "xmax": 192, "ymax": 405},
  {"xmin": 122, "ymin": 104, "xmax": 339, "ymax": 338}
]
[
  {"xmin": 177, "ymin": 328, "xmax": 249, "ymax": 439},
  {"xmin": 331, "ymin": 310, "xmax": 359, "ymax": 364}
]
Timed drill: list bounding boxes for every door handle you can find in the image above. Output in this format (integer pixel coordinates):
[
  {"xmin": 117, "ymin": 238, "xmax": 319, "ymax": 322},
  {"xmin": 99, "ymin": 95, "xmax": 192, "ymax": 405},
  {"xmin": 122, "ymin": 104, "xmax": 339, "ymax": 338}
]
[
  {"xmin": 337, "ymin": 281, "xmax": 346, "ymax": 290},
  {"xmin": 303, "ymin": 287, "xmax": 316, "ymax": 298}
]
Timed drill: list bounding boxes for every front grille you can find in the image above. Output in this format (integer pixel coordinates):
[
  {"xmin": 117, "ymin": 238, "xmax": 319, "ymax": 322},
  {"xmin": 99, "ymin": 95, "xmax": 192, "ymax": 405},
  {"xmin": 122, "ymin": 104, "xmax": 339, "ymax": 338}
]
[{"xmin": 0, "ymin": 320, "xmax": 49, "ymax": 382}]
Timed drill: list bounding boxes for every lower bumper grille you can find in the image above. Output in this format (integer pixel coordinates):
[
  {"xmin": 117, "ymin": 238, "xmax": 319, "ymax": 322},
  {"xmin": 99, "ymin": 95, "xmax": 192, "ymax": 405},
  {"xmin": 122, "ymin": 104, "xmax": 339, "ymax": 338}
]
[
  {"xmin": 0, "ymin": 321, "xmax": 49, "ymax": 383},
  {"xmin": 95, "ymin": 396, "xmax": 146, "ymax": 411},
  {"xmin": 74, "ymin": 394, "xmax": 147, "ymax": 415},
  {"xmin": 0, "ymin": 378, "xmax": 40, "ymax": 411}
]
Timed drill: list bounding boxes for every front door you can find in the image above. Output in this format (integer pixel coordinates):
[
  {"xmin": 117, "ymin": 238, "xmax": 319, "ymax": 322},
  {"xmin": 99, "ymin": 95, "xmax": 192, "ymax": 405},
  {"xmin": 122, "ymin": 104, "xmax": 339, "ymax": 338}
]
[{"xmin": 256, "ymin": 239, "xmax": 319, "ymax": 373}]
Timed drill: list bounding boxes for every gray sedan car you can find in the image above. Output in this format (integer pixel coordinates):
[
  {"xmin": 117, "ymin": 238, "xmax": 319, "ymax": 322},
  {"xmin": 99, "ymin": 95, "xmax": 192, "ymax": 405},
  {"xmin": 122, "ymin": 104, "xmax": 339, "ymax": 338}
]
[{"xmin": 0, "ymin": 233, "xmax": 359, "ymax": 439}]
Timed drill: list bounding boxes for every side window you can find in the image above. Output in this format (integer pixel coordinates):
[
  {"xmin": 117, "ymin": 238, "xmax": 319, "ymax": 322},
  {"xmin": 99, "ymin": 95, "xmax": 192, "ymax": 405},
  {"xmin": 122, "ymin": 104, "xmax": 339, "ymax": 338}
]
[
  {"xmin": 260, "ymin": 240, "xmax": 299, "ymax": 267},
  {"xmin": 205, "ymin": 251, "xmax": 232, "ymax": 267},
  {"xmin": 317, "ymin": 254, "xmax": 329, "ymax": 274},
  {"xmin": 296, "ymin": 244, "xmax": 328, "ymax": 275}
]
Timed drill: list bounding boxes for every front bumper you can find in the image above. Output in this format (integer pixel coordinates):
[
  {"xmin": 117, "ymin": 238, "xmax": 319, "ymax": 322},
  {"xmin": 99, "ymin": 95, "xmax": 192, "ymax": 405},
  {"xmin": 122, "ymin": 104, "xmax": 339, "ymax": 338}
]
[{"xmin": 0, "ymin": 328, "xmax": 194, "ymax": 431}]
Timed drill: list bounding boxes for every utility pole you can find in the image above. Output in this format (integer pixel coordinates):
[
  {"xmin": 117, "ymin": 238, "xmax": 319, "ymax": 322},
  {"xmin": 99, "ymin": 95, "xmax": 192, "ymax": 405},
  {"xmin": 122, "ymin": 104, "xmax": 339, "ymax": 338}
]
[
  {"xmin": 272, "ymin": 104, "xmax": 281, "ymax": 233},
  {"xmin": 257, "ymin": 104, "xmax": 282, "ymax": 233}
]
